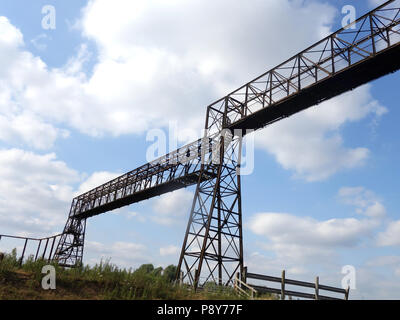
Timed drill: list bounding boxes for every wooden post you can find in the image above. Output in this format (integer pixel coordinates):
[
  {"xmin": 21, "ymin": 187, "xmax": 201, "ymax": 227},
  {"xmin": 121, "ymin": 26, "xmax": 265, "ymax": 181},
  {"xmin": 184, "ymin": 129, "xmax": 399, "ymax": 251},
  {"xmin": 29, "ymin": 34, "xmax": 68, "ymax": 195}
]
[
  {"xmin": 235, "ymin": 272, "xmax": 239, "ymax": 291},
  {"xmin": 19, "ymin": 238, "xmax": 28, "ymax": 266},
  {"xmin": 194, "ymin": 269, "xmax": 198, "ymax": 289},
  {"xmin": 48, "ymin": 237, "xmax": 57, "ymax": 262},
  {"xmin": 42, "ymin": 238, "xmax": 49, "ymax": 260},
  {"xmin": 34, "ymin": 239, "xmax": 42, "ymax": 261},
  {"xmin": 243, "ymin": 266, "xmax": 247, "ymax": 284},
  {"xmin": 281, "ymin": 270, "xmax": 286, "ymax": 300},
  {"xmin": 345, "ymin": 286, "xmax": 350, "ymax": 301},
  {"xmin": 315, "ymin": 276, "xmax": 319, "ymax": 300},
  {"xmin": 180, "ymin": 271, "xmax": 184, "ymax": 286}
]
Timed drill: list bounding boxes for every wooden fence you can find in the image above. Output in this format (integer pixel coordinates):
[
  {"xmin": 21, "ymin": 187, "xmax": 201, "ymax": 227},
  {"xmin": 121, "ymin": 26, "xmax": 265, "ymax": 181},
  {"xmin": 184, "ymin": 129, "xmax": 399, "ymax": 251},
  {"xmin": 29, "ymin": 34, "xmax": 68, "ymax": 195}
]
[{"xmin": 242, "ymin": 267, "xmax": 349, "ymax": 300}]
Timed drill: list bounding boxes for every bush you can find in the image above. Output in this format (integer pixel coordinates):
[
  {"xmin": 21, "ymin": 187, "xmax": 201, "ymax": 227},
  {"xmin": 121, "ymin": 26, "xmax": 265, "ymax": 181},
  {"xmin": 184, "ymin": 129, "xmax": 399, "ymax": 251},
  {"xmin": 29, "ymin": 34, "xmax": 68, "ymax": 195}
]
[
  {"xmin": 0, "ymin": 248, "xmax": 20, "ymax": 272},
  {"xmin": 0, "ymin": 251, "xmax": 259, "ymax": 300}
]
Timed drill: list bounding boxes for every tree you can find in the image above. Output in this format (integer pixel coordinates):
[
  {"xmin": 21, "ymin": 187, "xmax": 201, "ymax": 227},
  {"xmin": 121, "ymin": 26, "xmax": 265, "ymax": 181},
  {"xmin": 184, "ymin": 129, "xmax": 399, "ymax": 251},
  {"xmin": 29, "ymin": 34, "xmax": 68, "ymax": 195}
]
[
  {"xmin": 134, "ymin": 264, "xmax": 154, "ymax": 275},
  {"xmin": 163, "ymin": 265, "xmax": 177, "ymax": 282}
]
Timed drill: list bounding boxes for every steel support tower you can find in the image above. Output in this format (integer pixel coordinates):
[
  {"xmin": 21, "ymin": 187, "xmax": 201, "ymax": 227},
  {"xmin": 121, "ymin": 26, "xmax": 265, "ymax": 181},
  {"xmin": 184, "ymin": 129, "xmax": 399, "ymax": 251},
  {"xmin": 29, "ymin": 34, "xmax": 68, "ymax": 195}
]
[{"xmin": 53, "ymin": 0, "xmax": 400, "ymax": 288}]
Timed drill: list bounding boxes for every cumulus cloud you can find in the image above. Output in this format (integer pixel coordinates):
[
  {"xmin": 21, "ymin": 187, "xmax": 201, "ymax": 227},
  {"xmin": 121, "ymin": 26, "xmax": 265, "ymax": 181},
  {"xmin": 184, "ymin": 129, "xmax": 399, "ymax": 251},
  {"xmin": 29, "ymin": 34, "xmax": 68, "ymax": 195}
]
[
  {"xmin": 0, "ymin": 148, "xmax": 79, "ymax": 236},
  {"xmin": 249, "ymin": 212, "xmax": 377, "ymax": 249},
  {"xmin": 0, "ymin": 150, "xmax": 126, "ymax": 238},
  {"xmin": 159, "ymin": 245, "xmax": 180, "ymax": 257},
  {"xmin": 0, "ymin": 112, "xmax": 68, "ymax": 150},
  {"xmin": 366, "ymin": 255, "xmax": 400, "ymax": 268},
  {"xmin": 376, "ymin": 220, "xmax": 400, "ymax": 247},
  {"xmin": 246, "ymin": 200, "xmax": 384, "ymax": 269},
  {"xmin": 151, "ymin": 189, "xmax": 193, "ymax": 226},
  {"xmin": 338, "ymin": 186, "xmax": 386, "ymax": 218},
  {"xmin": 0, "ymin": 0, "xmax": 338, "ymax": 146},
  {"xmin": 0, "ymin": 1, "xmax": 387, "ymax": 183},
  {"xmin": 85, "ymin": 240, "xmax": 150, "ymax": 268},
  {"xmin": 255, "ymin": 85, "xmax": 387, "ymax": 182},
  {"xmin": 76, "ymin": 171, "xmax": 121, "ymax": 195}
]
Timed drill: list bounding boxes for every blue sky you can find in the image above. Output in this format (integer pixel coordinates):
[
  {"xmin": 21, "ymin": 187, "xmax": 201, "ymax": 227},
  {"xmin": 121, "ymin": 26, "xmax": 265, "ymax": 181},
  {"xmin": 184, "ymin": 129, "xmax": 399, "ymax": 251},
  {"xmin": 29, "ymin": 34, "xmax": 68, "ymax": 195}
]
[{"xmin": 0, "ymin": 0, "xmax": 399, "ymax": 299}]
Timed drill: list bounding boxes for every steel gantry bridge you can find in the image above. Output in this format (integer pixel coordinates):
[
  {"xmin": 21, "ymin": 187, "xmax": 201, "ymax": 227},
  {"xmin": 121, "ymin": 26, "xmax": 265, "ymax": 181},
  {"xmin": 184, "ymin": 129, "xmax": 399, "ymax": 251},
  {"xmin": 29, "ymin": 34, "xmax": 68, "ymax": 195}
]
[{"xmin": 8, "ymin": 1, "xmax": 400, "ymax": 289}]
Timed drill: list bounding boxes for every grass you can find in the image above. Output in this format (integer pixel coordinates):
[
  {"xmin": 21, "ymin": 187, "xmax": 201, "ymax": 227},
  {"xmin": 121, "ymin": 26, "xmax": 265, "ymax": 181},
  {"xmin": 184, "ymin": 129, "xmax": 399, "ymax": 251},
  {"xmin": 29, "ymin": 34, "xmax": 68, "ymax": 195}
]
[{"xmin": 0, "ymin": 249, "xmax": 274, "ymax": 300}]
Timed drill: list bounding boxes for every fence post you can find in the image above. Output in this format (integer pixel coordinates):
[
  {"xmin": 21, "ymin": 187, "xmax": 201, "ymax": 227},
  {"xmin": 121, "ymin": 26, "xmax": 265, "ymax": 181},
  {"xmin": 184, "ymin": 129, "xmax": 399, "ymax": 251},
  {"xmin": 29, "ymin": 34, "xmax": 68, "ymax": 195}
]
[
  {"xmin": 234, "ymin": 272, "xmax": 238, "ymax": 290},
  {"xmin": 281, "ymin": 270, "xmax": 285, "ymax": 300},
  {"xmin": 345, "ymin": 286, "xmax": 350, "ymax": 301},
  {"xmin": 42, "ymin": 238, "xmax": 50, "ymax": 260},
  {"xmin": 48, "ymin": 237, "xmax": 57, "ymax": 262},
  {"xmin": 34, "ymin": 239, "xmax": 42, "ymax": 261},
  {"xmin": 19, "ymin": 238, "xmax": 28, "ymax": 267},
  {"xmin": 194, "ymin": 269, "xmax": 198, "ymax": 289},
  {"xmin": 315, "ymin": 276, "xmax": 319, "ymax": 300},
  {"xmin": 180, "ymin": 271, "xmax": 184, "ymax": 286},
  {"xmin": 243, "ymin": 266, "xmax": 247, "ymax": 284}
]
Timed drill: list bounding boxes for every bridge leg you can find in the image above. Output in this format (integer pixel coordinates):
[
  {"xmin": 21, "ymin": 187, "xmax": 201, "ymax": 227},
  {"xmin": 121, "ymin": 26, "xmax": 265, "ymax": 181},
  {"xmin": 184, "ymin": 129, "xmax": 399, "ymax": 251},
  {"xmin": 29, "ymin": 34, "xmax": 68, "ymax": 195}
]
[
  {"xmin": 176, "ymin": 133, "xmax": 244, "ymax": 289},
  {"xmin": 53, "ymin": 199, "xmax": 86, "ymax": 267}
]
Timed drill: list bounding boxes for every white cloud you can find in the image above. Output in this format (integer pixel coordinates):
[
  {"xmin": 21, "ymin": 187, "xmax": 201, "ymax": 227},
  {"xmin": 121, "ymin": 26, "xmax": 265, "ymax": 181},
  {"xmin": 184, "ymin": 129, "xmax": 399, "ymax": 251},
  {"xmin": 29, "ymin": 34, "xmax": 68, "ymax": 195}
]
[
  {"xmin": 0, "ymin": 1, "xmax": 338, "ymax": 145},
  {"xmin": 255, "ymin": 86, "xmax": 387, "ymax": 182},
  {"xmin": 0, "ymin": 148, "xmax": 79, "ymax": 236},
  {"xmin": 86, "ymin": 240, "xmax": 150, "ymax": 268},
  {"xmin": 151, "ymin": 189, "xmax": 193, "ymax": 226},
  {"xmin": 376, "ymin": 220, "xmax": 400, "ymax": 247},
  {"xmin": 0, "ymin": 16, "xmax": 23, "ymax": 48},
  {"xmin": 247, "ymin": 209, "xmax": 381, "ymax": 269},
  {"xmin": 366, "ymin": 255, "xmax": 400, "ymax": 268},
  {"xmin": 0, "ymin": 152, "xmax": 126, "ymax": 238},
  {"xmin": 0, "ymin": 112, "xmax": 68, "ymax": 150},
  {"xmin": 30, "ymin": 33, "xmax": 49, "ymax": 51},
  {"xmin": 76, "ymin": 171, "xmax": 121, "ymax": 195},
  {"xmin": 0, "ymin": 2, "xmax": 386, "ymax": 181},
  {"xmin": 0, "ymin": 17, "xmax": 69, "ymax": 150},
  {"xmin": 249, "ymin": 212, "xmax": 377, "ymax": 249},
  {"xmin": 338, "ymin": 186, "xmax": 386, "ymax": 218},
  {"xmin": 160, "ymin": 245, "xmax": 180, "ymax": 257}
]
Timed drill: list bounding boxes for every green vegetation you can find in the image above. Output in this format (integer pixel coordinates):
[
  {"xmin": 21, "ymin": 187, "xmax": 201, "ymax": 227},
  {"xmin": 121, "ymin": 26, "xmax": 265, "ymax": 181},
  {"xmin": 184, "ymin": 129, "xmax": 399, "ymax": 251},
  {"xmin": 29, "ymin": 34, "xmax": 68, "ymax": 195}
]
[{"xmin": 0, "ymin": 250, "xmax": 268, "ymax": 300}]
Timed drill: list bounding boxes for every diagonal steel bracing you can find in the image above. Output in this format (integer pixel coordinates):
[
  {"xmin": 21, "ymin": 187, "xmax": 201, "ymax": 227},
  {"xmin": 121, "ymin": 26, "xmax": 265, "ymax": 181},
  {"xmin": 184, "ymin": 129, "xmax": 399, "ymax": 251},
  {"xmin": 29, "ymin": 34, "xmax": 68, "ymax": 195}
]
[
  {"xmin": 53, "ymin": 1, "xmax": 400, "ymax": 284},
  {"xmin": 176, "ymin": 131, "xmax": 244, "ymax": 288}
]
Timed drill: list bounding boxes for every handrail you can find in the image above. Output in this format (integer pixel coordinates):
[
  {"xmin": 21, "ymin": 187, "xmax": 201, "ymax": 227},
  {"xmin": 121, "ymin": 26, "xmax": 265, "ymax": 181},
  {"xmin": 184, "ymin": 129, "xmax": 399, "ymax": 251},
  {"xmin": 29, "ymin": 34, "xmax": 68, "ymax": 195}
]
[
  {"xmin": 234, "ymin": 272, "xmax": 257, "ymax": 299},
  {"xmin": 244, "ymin": 268, "xmax": 349, "ymax": 300},
  {"xmin": 0, "ymin": 233, "xmax": 62, "ymax": 266}
]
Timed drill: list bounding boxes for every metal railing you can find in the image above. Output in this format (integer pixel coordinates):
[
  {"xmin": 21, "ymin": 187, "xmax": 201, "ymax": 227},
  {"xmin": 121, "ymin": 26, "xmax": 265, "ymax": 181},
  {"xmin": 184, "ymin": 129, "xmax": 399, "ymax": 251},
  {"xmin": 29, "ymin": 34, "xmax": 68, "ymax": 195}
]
[
  {"xmin": 0, "ymin": 233, "xmax": 62, "ymax": 266},
  {"xmin": 206, "ymin": 0, "xmax": 400, "ymax": 133}
]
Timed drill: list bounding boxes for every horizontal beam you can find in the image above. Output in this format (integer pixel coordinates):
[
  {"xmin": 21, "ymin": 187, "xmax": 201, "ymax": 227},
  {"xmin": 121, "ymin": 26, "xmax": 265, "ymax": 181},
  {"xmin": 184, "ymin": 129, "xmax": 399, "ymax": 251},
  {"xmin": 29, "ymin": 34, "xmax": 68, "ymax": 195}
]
[
  {"xmin": 65, "ymin": 0, "xmax": 400, "ymax": 222},
  {"xmin": 205, "ymin": 0, "xmax": 400, "ymax": 133},
  {"xmin": 246, "ymin": 272, "xmax": 346, "ymax": 294},
  {"xmin": 0, "ymin": 233, "xmax": 62, "ymax": 241},
  {"xmin": 251, "ymin": 285, "xmax": 342, "ymax": 300},
  {"xmin": 229, "ymin": 43, "xmax": 400, "ymax": 133}
]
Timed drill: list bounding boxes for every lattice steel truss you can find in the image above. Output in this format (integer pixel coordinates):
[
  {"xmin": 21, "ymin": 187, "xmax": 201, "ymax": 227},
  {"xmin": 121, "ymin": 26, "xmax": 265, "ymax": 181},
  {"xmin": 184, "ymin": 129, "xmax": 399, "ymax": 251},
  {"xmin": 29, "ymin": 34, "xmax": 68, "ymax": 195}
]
[
  {"xmin": 207, "ymin": 0, "xmax": 400, "ymax": 133},
  {"xmin": 177, "ymin": 129, "xmax": 244, "ymax": 288},
  {"xmin": 52, "ymin": 1, "xmax": 400, "ymax": 285},
  {"xmin": 54, "ymin": 209, "xmax": 86, "ymax": 267}
]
